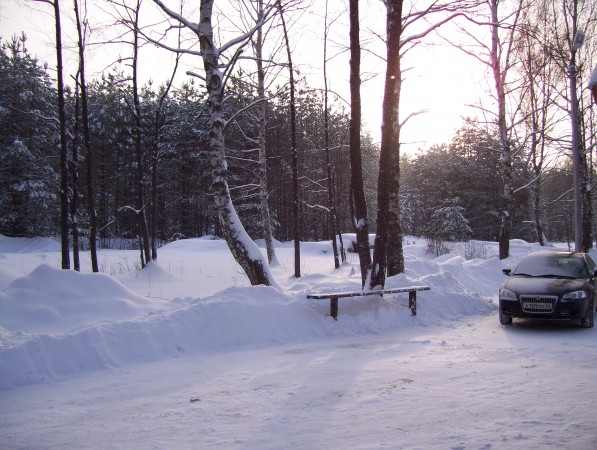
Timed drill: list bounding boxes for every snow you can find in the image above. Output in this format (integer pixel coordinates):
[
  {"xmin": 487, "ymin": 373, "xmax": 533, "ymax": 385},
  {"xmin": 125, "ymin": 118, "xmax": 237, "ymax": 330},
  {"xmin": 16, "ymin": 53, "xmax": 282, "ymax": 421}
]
[
  {"xmin": 588, "ymin": 63, "xmax": 597, "ymax": 89},
  {"xmin": 1, "ymin": 235, "xmax": 597, "ymax": 449}
]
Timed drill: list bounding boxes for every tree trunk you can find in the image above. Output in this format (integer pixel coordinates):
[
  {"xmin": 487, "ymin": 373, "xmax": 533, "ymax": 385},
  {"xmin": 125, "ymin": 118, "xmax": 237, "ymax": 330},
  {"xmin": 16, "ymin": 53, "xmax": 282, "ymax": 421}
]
[
  {"xmin": 256, "ymin": 0, "xmax": 277, "ymax": 265},
  {"xmin": 323, "ymin": 0, "xmax": 340, "ymax": 269},
  {"xmin": 74, "ymin": 0, "xmax": 98, "ymax": 272},
  {"xmin": 150, "ymin": 134, "xmax": 158, "ymax": 260},
  {"xmin": 348, "ymin": 0, "xmax": 371, "ymax": 286},
  {"xmin": 71, "ymin": 82, "xmax": 80, "ymax": 271},
  {"xmin": 150, "ymin": 20, "xmax": 180, "ymax": 262},
  {"xmin": 528, "ymin": 70, "xmax": 544, "ymax": 247},
  {"xmin": 278, "ymin": 0, "xmax": 300, "ymax": 278},
  {"xmin": 199, "ymin": 0, "xmax": 274, "ymax": 286},
  {"xmin": 53, "ymin": 0, "xmax": 70, "ymax": 270},
  {"xmin": 488, "ymin": 0, "xmax": 513, "ymax": 260},
  {"xmin": 387, "ymin": 175, "xmax": 404, "ymax": 275},
  {"xmin": 131, "ymin": 0, "xmax": 151, "ymax": 266},
  {"xmin": 581, "ymin": 151, "xmax": 592, "ymax": 251},
  {"xmin": 532, "ymin": 181, "xmax": 544, "ymax": 246},
  {"xmin": 370, "ymin": 0, "xmax": 403, "ymax": 290}
]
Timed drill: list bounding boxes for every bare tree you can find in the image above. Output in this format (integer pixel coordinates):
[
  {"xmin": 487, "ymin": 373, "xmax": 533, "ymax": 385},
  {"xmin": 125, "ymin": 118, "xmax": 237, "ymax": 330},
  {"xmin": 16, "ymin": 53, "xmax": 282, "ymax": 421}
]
[
  {"xmin": 511, "ymin": 2, "xmax": 563, "ymax": 247},
  {"xmin": 369, "ymin": 0, "xmax": 403, "ymax": 290},
  {"xmin": 73, "ymin": 0, "xmax": 99, "ymax": 271},
  {"xmin": 323, "ymin": 0, "xmax": 342, "ymax": 269},
  {"xmin": 444, "ymin": 0, "xmax": 524, "ymax": 259},
  {"xmin": 148, "ymin": 5, "xmax": 182, "ymax": 262},
  {"xmin": 71, "ymin": 76, "xmax": 81, "ymax": 271},
  {"xmin": 130, "ymin": 0, "xmax": 151, "ymax": 266},
  {"xmin": 253, "ymin": 0, "xmax": 277, "ymax": 265},
  {"xmin": 487, "ymin": 0, "xmax": 524, "ymax": 260},
  {"xmin": 539, "ymin": 0, "xmax": 597, "ymax": 250},
  {"xmin": 561, "ymin": 0, "xmax": 596, "ymax": 251},
  {"xmin": 105, "ymin": 0, "xmax": 152, "ymax": 266},
  {"xmin": 34, "ymin": 0, "xmax": 70, "ymax": 269},
  {"xmin": 151, "ymin": 0, "xmax": 277, "ymax": 286},
  {"xmin": 348, "ymin": 0, "xmax": 372, "ymax": 286},
  {"xmin": 277, "ymin": 0, "xmax": 301, "ymax": 278},
  {"xmin": 370, "ymin": 0, "xmax": 473, "ymax": 289}
]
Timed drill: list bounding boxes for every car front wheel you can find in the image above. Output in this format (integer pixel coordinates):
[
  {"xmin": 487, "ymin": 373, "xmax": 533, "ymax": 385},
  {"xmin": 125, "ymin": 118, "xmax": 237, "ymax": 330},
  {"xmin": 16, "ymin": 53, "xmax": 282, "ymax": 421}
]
[
  {"xmin": 580, "ymin": 302, "xmax": 594, "ymax": 328},
  {"xmin": 499, "ymin": 308, "xmax": 512, "ymax": 325}
]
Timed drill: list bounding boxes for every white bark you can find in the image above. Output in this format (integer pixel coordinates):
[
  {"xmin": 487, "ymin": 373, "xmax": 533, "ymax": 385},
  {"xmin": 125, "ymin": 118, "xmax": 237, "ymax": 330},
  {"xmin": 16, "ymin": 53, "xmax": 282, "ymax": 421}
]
[{"xmin": 153, "ymin": 0, "xmax": 276, "ymax": 286}]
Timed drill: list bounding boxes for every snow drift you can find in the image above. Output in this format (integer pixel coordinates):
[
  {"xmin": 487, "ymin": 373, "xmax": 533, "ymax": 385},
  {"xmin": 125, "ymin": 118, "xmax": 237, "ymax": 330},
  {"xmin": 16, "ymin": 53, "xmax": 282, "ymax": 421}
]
[{"xmin": 0, "ymin": 234, "xmax": 550, "ymax": 390}]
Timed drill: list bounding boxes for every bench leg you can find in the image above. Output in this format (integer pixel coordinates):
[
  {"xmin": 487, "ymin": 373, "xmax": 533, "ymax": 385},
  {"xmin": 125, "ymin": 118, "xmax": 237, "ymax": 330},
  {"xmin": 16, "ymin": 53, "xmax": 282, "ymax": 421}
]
[
  {"xmin": 330, "ymin": 297, "xmax": 339, "ymax": 320},
  {"xmin": 409, "ymin": 291, "xmax": 417, "ymax": 316}
]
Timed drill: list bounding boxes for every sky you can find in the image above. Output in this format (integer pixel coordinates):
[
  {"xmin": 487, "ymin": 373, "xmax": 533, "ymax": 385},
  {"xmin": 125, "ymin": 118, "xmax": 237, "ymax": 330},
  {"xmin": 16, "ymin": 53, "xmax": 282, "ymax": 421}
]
[
  {"xmin": 1, "ymin": 234, "xmax": 597, "ymax": 448},
  {"xmin": 0, "ymin": 0, "xmax": 489, "ymax": 154}
]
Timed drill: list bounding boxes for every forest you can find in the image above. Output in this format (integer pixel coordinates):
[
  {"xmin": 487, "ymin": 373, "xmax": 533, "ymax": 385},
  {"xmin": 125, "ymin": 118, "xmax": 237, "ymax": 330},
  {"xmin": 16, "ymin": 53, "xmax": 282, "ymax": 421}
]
[{"xmin": 0, "ymin": 0, "xmax": 595, "ymax": 288}]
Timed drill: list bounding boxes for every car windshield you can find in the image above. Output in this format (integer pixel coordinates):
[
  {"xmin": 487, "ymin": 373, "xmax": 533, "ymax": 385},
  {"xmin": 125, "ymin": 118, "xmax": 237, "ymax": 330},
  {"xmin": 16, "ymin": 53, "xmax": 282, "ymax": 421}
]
[{"xmin": 512, "ymin": 253, "xmax": 588, "ymax": 279}]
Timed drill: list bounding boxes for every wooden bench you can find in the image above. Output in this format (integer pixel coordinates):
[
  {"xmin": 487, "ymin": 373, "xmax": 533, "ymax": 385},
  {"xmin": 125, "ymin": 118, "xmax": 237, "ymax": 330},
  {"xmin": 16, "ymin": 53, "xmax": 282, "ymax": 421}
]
[{"xmin": 307, "ymin": 286, "xmax": 431, "ymax": 320}]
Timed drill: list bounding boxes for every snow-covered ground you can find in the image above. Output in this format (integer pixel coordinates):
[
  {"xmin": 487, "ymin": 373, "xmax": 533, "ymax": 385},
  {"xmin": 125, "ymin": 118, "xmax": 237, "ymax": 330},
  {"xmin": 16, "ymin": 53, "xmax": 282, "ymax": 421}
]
[{"xmin": 1, "ymin": 235, "xmax": 596, "ymax": 449}]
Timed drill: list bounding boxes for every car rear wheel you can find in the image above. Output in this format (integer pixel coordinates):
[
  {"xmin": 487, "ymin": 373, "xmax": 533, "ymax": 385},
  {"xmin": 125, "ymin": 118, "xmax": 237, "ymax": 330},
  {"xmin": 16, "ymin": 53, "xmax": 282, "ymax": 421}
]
[
  {"xmin": 499, "ymin": 309, "xmax": 512, "ymax": 325},
  {"xmin": 580, "ymin": 302, "xmax": 594, "ymax": 328}
]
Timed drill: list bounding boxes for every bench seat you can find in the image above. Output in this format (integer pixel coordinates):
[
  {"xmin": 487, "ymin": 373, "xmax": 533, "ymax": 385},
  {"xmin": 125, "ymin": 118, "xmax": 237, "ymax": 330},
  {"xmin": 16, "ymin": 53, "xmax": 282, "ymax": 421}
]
[{"xmin": 307, "ymin": 286, "xmax": 431, "ymax": 320}]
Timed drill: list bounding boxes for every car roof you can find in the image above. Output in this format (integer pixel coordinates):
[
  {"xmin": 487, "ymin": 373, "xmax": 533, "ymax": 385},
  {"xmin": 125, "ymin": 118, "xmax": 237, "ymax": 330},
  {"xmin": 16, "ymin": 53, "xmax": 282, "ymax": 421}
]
[{"xmin": 524, "ymin": 251, "xmax": 584, "ymax": 258}]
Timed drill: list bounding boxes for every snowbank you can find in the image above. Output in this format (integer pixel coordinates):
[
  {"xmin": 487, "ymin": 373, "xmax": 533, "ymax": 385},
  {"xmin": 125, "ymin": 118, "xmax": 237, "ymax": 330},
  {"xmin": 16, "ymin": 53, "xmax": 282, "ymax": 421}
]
[
  {"xmin": 0, "ymin": 235, "xmax": 544, "ymax": 390},
  {"xmin": 0, "ymin": 264, "xmax": 157, "ymax": 334}
]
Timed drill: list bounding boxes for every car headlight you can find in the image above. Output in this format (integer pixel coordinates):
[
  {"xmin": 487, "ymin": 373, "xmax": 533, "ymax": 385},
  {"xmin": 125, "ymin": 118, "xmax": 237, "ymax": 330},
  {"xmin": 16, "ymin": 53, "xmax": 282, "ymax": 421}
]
[
  {"xmin": 499, "ymin": 288, "xmax": 517, "ymax": 300},
  {"xmin": 562, "ymin": 290, "xmax": 588, "ymax": 300}
]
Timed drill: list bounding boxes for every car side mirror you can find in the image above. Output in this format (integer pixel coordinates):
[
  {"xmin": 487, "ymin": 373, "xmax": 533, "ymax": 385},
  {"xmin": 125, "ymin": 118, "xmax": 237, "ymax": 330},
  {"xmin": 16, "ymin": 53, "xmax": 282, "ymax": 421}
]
[
  {"xmin": 502, "ymin": 269, "xmax": 512, "ymax": 276},
  {"xmin": 593, "ymin": 269, "xmax": 597, "ymax": 278}
]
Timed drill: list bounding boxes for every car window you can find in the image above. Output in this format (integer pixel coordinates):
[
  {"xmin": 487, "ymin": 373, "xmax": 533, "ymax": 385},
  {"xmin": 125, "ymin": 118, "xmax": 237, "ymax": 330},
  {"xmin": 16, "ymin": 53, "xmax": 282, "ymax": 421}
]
[
  {"xmin": 585, "ymin": 255, "xmax": 596, "ymax": 273},
  {"xmin": 513, "ymin": 254, "xmax": 588, "ymax": 278}
]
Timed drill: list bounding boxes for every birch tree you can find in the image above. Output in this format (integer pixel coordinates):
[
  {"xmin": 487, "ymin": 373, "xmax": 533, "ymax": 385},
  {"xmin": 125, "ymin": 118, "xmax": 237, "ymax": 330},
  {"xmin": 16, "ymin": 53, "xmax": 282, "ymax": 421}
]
[
  {"xmin": 544, "ymin": 0, "xmax": 597, "ymax": 251},
  {"xmin": 152, "ymin": 0, "xmax": 277, "ymax": 286},
  {"xmin": 513, "ymin": 3, "xmax": 560, "ymax": 247},
  {"xmin": 446, "ymin": 0, "xmax": 525, "ymax": 259},
  {"xmin": 235, "ymin": 0, "xmax": 281, "ymax": 265}
]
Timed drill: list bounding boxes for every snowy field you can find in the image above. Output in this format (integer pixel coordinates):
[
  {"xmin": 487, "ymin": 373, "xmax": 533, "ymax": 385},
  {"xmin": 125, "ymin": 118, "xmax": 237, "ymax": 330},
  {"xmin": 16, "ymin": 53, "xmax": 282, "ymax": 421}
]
[{"xmin": 1, "ymin": 235, "xmax": 597, "ymax": 449}]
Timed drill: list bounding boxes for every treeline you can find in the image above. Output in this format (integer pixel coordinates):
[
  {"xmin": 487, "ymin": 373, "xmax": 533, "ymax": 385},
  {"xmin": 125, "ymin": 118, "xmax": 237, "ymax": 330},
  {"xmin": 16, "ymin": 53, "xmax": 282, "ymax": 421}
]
[
  {"xmin": 401, "ymin": 124, "xmax": 581, "ymax": 245},
  {"xmin": 0, "ymin": 36, "xmax": 380, "ymax": 247},
  {"xmin": 1, "ymin": 35, "xmax": 589, "ymax": 252}
]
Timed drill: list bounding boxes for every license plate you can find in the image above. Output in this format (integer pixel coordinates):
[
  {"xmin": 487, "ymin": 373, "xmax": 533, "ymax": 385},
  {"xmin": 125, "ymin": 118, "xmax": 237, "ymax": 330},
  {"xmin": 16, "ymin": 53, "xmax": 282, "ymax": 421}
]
[{"xmin": 523, "ymin": 302, "xmax": 551, "ymax": 310}]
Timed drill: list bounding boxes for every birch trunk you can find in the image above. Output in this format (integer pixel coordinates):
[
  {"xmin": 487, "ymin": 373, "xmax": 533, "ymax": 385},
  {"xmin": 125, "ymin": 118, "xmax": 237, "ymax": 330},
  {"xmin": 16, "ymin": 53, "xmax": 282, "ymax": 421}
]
[{"xmin": 199, "ymin": 0, "xmax": 274, "ymax": 286}]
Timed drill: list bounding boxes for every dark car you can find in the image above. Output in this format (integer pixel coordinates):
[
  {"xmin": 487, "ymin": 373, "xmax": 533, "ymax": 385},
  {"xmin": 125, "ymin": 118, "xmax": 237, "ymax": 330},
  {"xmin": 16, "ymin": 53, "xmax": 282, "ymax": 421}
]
[{"xmin": 499, "ymin": 251, "xmax": 597, "ymax": 328}]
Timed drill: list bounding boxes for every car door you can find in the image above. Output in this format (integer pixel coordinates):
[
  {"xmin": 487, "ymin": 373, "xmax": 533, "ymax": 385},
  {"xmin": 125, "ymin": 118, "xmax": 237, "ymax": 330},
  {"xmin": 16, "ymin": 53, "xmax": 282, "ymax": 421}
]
[{"xmin": 585, "ymin": 254, "xmax": 597, "ymax": 304}]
